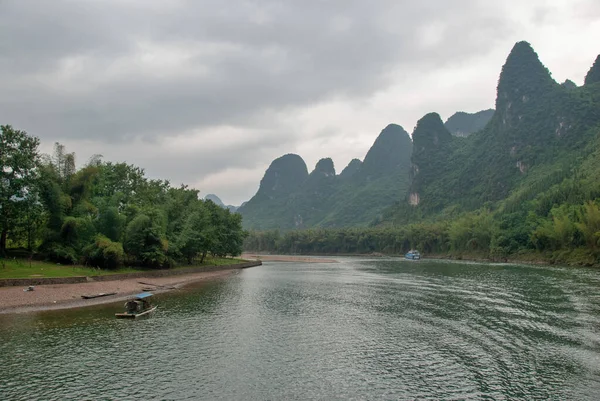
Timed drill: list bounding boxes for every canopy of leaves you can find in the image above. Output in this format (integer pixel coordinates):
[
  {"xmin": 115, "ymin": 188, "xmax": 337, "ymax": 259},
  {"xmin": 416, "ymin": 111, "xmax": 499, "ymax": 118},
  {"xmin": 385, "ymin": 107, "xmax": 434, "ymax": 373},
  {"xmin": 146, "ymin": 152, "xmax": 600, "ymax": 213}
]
[{"xmin": 1, "ymin": 135, "xmax": 246, "ymax": 269}]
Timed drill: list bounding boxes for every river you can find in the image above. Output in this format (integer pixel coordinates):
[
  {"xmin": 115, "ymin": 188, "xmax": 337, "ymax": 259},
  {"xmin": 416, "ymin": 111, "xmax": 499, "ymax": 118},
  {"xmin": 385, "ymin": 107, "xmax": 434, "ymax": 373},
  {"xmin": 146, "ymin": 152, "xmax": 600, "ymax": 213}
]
[{"xmin": 1, "ymin": 257, "xmax": 600, "ymax": 400}]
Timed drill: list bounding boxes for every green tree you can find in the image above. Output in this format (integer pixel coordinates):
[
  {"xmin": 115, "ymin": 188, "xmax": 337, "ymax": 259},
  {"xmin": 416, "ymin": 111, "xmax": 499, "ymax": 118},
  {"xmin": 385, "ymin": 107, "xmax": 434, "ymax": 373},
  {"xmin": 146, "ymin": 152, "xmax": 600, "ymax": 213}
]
[
  {"xmin": 576, "ymin": 201, "xmax": 600, "ymax": 250},
  {"xmin": 0, "ymin": 125, "xmax": 40, "ymax": 254},
  {"xmin": 176, "ymin": 204, "xmax": 214, "ymax": 264},
  {"xmin": 124, "ymin": 213, "xmax": 169, "ymax": 267}
]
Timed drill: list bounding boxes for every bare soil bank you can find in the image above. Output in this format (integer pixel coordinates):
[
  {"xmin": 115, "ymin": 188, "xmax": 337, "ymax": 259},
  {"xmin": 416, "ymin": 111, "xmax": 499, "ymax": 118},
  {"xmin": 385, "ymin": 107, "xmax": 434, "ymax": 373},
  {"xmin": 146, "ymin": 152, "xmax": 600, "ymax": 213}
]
[
  {"xmin": 241, "ymin": 253, "xmax": 338, "ymax": 263},
  {"xmin": 0, "ymin": 262, "xmax": 260, "ymax": 314}
]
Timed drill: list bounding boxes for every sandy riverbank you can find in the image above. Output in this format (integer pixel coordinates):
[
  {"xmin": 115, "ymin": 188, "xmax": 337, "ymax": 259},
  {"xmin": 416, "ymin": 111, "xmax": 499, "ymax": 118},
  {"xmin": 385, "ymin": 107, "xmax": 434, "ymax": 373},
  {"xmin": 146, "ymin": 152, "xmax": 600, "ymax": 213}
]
[
  {"xmin": 241, "ymin": 253, "xmax": 338, "ymax": 263},
  {"xmin": 0, "ymin": 269, "xmax": 237, "ymax": 314}
]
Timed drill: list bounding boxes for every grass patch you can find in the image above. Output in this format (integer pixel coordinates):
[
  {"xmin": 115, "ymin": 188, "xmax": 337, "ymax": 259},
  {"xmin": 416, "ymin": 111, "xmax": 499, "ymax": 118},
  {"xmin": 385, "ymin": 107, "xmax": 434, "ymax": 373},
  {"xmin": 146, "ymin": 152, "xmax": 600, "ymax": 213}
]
[
  {"xmin": 0, "ymin": 256, "xmax": 249, "ymax": 279},
  {"xmin": 192, "ymin": 256, "xmax": 246, "ymax": 267},
  {"xmin": 0, "ymin": 259, "xmax": 140, "ymax": 279}
]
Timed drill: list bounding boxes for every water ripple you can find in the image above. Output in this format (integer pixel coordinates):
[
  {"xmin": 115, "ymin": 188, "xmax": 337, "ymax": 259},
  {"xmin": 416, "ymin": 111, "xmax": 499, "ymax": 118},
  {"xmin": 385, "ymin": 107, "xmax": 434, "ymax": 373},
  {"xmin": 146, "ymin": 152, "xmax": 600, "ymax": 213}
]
[{"xmin": 1, "ymin": 259, "xmax": 600, "ymax": 400}]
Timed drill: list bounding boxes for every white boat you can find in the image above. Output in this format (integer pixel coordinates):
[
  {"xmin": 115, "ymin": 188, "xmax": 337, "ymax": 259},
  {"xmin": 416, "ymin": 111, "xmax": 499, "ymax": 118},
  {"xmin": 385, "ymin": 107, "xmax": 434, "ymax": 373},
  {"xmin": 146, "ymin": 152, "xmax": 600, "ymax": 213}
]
[{"xmin": 405, "ymin": 250, "xmax": 421, "ymax": 260}]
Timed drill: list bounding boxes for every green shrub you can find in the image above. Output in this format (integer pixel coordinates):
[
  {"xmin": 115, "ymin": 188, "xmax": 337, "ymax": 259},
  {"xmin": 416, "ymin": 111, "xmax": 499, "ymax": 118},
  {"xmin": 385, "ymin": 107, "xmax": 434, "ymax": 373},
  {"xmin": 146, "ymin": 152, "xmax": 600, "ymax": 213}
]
[{"xmin": 83, "ymin": 235, "xmax": 124, "ymax": 269}]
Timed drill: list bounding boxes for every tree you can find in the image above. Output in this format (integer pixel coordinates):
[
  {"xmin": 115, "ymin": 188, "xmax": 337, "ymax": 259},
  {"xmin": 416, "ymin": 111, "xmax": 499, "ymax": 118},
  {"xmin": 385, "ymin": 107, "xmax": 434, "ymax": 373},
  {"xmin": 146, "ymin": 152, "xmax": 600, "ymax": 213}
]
[
  {"xmin": 124, "ymin": 213, "xmax": 169, "ymax": 267},
  {"xmin": 176, "ymin": 204, "xmax": 214, "ymax": 264},
  {"xmin": 0, "ymin": 126, "xmax": 40, "ymax": 254}
]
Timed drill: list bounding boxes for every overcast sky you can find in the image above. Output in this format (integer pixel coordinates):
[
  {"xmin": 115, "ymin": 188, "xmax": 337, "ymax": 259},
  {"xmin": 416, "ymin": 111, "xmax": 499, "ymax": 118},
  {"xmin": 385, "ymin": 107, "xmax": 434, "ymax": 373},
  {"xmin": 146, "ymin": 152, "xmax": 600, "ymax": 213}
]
[{"xmin": 1, "ymin": 1, "xmax": 599, "ymax": 205}]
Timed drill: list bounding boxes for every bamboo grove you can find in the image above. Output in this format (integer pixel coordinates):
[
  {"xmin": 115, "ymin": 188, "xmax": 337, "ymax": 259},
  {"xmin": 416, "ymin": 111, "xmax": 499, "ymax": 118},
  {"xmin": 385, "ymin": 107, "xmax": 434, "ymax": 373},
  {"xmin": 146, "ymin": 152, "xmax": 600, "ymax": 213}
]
[{"xmin": 0, "ymin": 125, "xmax": 246, "ymax": 268}]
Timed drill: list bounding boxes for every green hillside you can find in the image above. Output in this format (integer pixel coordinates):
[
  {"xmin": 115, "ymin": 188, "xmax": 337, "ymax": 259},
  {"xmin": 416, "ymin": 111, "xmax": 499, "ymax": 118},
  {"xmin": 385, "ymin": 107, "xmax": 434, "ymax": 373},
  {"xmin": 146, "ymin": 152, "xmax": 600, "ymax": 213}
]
[
  {"xmin": 382, "ymin": 42, "xmax": 600, "ymax": 221},
  {"xmin": 444, "ymin": 109, "xmax": 494, "ymax": 137},
  {"xmin": 238, "ymin": 124, "xmax": 413, "ymax": 229},
  {"xmin": 245, "ymin": 42, "xmax": 600, "ymax": 266}
]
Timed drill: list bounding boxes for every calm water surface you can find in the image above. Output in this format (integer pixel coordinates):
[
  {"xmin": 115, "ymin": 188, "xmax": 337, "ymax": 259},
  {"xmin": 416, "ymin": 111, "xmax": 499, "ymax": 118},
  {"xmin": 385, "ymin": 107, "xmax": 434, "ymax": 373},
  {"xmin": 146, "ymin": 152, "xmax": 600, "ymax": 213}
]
[{"xmin": 1, "ymin": 257, "xmax": 600, "ymax": 400}]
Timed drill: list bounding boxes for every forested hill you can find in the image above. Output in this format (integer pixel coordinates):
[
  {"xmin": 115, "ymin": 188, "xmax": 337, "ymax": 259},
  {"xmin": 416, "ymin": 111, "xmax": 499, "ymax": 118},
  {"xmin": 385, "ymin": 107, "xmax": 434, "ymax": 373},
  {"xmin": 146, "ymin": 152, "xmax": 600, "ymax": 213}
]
[
  {"xmin": 444, "ymin": 109, "xmax": 495, "ymax": 137},
  {"xmin": 245, "ymin": 41, "xmax": 600, "ymax": 266},
  {"xmin": 238, "ymin": 124, "xmax": 413, "ymax": 229},
  {"xmin": 387, "ymin": 41, "xmax": 600, "ymax": 222},
  {"xmin": 241, "ymin": 41, "xmax": 600, "ymax": 236}
]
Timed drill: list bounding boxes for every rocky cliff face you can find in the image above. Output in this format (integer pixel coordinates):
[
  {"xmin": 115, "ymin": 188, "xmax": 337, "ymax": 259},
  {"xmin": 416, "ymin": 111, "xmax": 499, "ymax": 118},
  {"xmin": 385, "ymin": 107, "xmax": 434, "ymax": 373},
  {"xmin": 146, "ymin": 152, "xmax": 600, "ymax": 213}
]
[
  {"xmin": 385, "ymin": 41, "xmax": 600, "ymax": 221},
  {"xmin": 408, "ymin": 113, "xmax": 454, "ymax": 210}
]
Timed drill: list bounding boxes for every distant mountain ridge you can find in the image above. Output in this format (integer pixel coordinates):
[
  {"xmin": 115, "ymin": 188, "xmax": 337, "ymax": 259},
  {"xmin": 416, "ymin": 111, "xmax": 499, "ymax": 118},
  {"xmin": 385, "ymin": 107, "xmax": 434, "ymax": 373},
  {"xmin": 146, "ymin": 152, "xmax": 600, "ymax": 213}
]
[
  {"xmin": 383, "ymin": 41, "xmax": 600, "ymax": 224},
  {"xmin": 239, "ymin": 41, "xmax": 600, "ymax": 235},
  {"xmin": 444, "ymin": 109, "xmax": 494, "ymax": 137},
  {"xmin": 238, "ymin": 125, "xmax": 412, "ymax": 229},
  {"xmin": 204, "ymin": 194, "xmax": 238, "ymax": 212}
]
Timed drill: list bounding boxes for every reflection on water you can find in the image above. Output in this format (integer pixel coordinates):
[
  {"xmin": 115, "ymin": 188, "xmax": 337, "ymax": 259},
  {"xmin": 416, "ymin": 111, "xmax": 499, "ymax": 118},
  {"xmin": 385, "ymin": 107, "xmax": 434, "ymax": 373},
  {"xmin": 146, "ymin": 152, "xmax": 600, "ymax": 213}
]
[{"xmin": 1, "ymin": 258, "xmax": 600, "ymax": 400}]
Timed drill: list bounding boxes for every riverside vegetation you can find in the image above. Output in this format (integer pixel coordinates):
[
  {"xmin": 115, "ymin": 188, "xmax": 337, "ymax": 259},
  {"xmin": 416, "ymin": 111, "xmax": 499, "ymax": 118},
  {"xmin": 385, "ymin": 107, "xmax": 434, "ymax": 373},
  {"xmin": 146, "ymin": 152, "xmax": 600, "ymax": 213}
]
[
  {"xmin": 0, "ymin": 129, "xmax": 246, "ymax": 273},
  {"xmin": 243, "ymin": 42, "xmax": 600, "ymax": 266}
]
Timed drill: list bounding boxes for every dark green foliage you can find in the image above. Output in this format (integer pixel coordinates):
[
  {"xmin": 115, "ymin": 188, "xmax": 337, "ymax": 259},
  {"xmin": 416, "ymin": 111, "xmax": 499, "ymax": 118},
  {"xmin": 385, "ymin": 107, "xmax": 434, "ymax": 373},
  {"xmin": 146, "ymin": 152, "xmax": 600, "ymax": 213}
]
[
  {"xmin": 584, "ymin": 55, "xmax": 600, "ymax": 86},
  {"xmin": 83, "ymin": 235, "xmax": 124, "ymax": 269},
  {"xmin": 124, "ymin": 213, "xmax": 169, "ymax": 268},
  {"xmin": 60, "ymin": 216, "xmax": 96, "ymax": 249},
  {"xmin": 444, "ymin": 109, "xmax": 494, "ymax": 137},
  {"xmin": 41, "ymin": 243, "xmax": 79, "ymax": 265},
  {"xmin": 0, "ymin": 134, "xmax": 246, "ymax": 269},
  {"xmin": 96, "ymin": 206, "xmax": 125, "ymax": 242},
  {"xmin": 176, "ymin": 203, "xmax": 213, "ymax": 264},
  {"xmin": 408, "ymin": 113, "xmax": 455, "ymax": 212},
  {"xmin": 495, "ymin": 41, "xmax": 555, "ymax": 111},
  {"xmin": 0, "ymin": 125, "xmax": 40, "ymax": 254}
]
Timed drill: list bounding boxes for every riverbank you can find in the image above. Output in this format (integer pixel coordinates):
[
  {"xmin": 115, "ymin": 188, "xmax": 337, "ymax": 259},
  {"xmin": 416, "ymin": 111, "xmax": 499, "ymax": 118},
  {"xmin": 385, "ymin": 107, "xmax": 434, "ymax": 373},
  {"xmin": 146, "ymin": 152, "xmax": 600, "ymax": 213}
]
[
  {"xmin": 420, "ymin": 250, "xmax": 600, "ymax": 269},
  {"xmin": 0, "ymin": 261, "xmax": 261, "ymax": 314},
  {"xmin": 241, "ymin": 253, "xmax": 338, "ymax": 263}
]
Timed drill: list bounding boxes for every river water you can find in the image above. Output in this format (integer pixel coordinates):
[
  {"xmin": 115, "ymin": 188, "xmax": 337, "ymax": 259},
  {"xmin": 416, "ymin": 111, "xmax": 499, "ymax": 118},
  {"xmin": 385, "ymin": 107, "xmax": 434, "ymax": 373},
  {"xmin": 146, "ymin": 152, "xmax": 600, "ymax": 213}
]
[{"xmin": 1, "ymin": 257, "xmax": 600, "ymax": 400}]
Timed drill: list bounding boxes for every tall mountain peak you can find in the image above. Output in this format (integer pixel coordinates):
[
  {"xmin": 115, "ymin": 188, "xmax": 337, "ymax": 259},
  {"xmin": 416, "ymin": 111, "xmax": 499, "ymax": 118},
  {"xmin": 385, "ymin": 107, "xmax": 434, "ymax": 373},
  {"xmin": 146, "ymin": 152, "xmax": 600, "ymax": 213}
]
[
  {"xmin": 561, "ymin": 79, "xmax": 578, "ymax": 90},
  {"xmin": 340, "ymin": 158, "xmax": 362, "ymax": 179},
  {"xmin": 204, "ymin": 194, "xmax": 225, "ymax": 207},
  {"xmin": 257, "ymin": 153, "xmax": 308, "ymax": 198},
  {"xmin": 412, "ymin": 113, "xmax": 452, "ymax": 150},
  {"xmin": 496, "ymin": 41, "xmax": 555, "ymax": 110},
  {"xmin": 312, "ymin": 158, "xmax": 336, "ymax": 177},
  {"xmin": 409, "ymin": 113, "xmax": 453, "ymax": 208},
  {"xmin": 584, "ymin": 55, "xmax": 600, "ymax": 86},
  {"xmin": 361, "ymin": 124, "xmax": 412, "ymax": 177}
]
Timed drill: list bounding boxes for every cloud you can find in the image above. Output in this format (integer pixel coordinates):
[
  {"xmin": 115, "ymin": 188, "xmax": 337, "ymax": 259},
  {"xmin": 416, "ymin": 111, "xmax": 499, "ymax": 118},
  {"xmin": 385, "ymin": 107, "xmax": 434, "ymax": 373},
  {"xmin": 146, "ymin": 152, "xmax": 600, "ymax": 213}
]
[{"xmin": 1, "ymin": 0, "xmax": 599, "ymax": 204}]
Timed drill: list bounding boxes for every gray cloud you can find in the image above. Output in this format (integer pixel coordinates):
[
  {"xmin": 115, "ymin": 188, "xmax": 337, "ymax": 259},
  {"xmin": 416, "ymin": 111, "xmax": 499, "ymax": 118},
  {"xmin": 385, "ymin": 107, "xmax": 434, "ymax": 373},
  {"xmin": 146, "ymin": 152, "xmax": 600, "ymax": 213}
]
[
  {"xmin": 1, "ymin": 0, "xmax": 598, "ymax": 204},
  {"xmin": 0, "ymin": 1, "xmax": 509, "ymax": 139}
]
